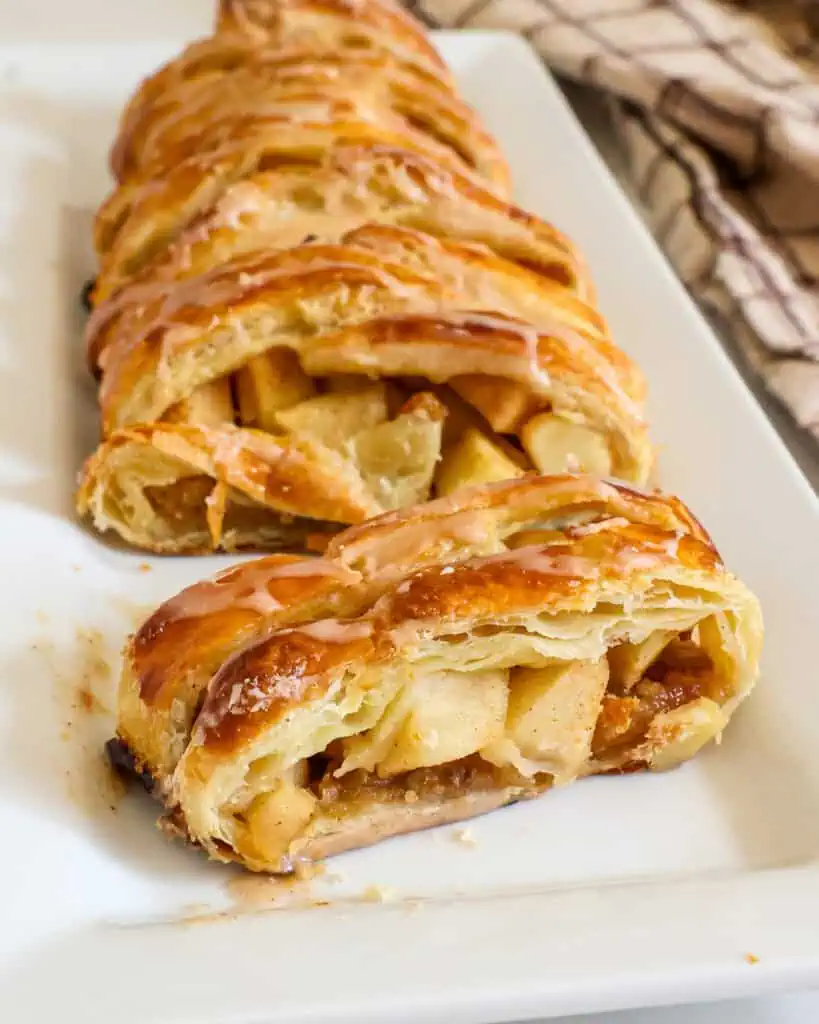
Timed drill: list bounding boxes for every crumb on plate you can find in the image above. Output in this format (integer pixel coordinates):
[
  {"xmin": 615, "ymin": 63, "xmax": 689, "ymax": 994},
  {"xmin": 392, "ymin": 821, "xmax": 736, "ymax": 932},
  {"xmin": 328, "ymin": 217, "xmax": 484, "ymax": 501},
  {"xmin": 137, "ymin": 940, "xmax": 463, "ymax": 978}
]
[
  {"xmin": 293, "ymin": 859, "xmax": 324, "ymax": 882},
  {"xmin": 361, "ymin": 884, "xmax": 399, "ymax": 904},
  {"xmin": 453, "ymin": 828, "xmax": 477, "ymax": 847}
]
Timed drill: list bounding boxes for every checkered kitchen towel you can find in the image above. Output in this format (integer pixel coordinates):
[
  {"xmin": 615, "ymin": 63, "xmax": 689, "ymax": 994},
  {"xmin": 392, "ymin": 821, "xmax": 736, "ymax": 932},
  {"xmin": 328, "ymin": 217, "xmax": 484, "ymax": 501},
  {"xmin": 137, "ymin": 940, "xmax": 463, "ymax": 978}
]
[{"xmin": 405, "ymin": 0, "xmax": 819, "ymax": 442}]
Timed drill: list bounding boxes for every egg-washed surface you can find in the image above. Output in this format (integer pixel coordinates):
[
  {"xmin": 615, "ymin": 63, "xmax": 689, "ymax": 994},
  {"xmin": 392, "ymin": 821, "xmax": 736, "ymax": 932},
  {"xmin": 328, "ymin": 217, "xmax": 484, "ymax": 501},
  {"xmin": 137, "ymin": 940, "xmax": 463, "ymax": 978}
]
[
  {"xmin": 77, "ymin": 0, "xmax": 653, "ymax": 554},
  {"xmin": 110, "ymin": 474, "xmax": 762, "ymax": 873}
]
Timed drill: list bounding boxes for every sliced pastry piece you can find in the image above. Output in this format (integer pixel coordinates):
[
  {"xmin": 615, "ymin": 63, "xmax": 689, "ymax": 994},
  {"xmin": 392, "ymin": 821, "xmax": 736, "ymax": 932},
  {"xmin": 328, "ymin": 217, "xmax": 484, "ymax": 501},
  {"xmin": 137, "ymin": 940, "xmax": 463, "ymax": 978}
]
[{"xmin": 108, "ymin": 474, "xmax": 762, "ymax": 872}]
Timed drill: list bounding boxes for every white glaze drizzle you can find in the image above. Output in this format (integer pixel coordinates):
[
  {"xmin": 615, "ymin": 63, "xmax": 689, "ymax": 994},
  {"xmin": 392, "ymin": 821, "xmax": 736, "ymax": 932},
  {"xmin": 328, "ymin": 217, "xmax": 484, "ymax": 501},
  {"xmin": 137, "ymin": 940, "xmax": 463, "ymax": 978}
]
[
  {"xmin": 294, "ymin": 619, "xmax": 373, "ymax": 642},
  {"xmin": 162, "ymin": 562, "xmax": 285, "ymax": 621},
  {"xmin": 161, "ymin": 556, "xmax": 353, "ymax": 624},
  {"xmin": 479, "ymin": 544, "xmax": 600, "ymax": 578},
  {"xmin": 570, "ymin": 517, "xmax": 631, "ymax": 537}
]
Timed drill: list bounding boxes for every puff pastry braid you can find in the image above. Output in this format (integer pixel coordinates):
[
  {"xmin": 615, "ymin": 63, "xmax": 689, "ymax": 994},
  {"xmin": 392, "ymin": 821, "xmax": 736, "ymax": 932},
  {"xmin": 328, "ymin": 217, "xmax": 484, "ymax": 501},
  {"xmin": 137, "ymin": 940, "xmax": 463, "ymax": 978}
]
[
  {"xmin": 79, "ymin": 0, "xmax": 652, "ymax": 553},
  {"xmin": 107, "ymin": 475, "xmax": 762, "ymax": 873}
]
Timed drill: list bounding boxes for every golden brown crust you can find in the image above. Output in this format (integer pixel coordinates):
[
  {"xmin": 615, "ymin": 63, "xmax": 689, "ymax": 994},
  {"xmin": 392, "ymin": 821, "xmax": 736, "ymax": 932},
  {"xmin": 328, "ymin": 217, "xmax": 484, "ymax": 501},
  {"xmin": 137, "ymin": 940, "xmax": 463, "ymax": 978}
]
[
  {"xmin": 91, "ymin": 144, "xmax": 590, "ymax": 315},
  {"xmin": 215, "ymin": 0, "xmax": 446, "ymax": 70},
  {"xmin": 111, "ymin": 43, "xmax": 466, "ymax": 184},
  {"xmin": 93, "ymin": 122, "xmax": 494, "ymax": 290},
  {"xmin": 118, "ymin": 555, "xmax": 373, "ymax": 784},
  {"xmin": 89, "ymin": 225, "xmax": 647, "ymax": 467},
  {"xmin": 111, "ymin": 35, "xmax": 451, "ymax": 183},
  {"xmin": 110, "ymin": 474, "xmax": 762, "ymax": 872},
  {"xmin": 78, "ymin": 0, "xmax": 654, "ymax": 555},
  {"xmin": 114, "ymin": 56, "xmax": 505, "ymax": 195},
  {"xmin": 327, "ymin": 474, "xmax": 714, "ymax": 571},
  {"xmin": 96, "ymin": 23, "xmax": 509, "ymax": 280},
  {"xmin": 112, "ymin": 0, "xmax": 448, "ymax": 184},
  {"xmin": 133, "ymin": 556, "xmax": 360, "ymax": 703}
]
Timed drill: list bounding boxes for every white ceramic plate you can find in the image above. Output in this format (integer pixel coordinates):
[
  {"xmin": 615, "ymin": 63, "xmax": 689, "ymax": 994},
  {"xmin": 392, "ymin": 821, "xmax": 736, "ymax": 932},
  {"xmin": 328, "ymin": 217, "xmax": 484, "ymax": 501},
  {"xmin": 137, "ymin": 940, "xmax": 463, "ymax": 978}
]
[{"xmin": 1, "ymin": 30, "xmax": 819, "ymax": 1024}]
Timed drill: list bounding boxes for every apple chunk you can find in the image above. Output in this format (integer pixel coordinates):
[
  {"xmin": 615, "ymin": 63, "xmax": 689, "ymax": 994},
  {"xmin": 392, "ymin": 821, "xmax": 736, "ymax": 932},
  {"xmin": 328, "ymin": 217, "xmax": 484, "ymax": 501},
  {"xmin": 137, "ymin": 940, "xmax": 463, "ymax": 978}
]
[
  {"xmin": 608, "ymin": 631, "xmax": 674, "ymax": 692},
  {"xmin": 164, "ymin": 377, "xmax": 234, "ymax": 426},
  {"xmin": 521, "ymin": 413, "xmax": 611, "ymax": 475},
  {"xmin": 235, "ymin": 349, "xmax": 315, "ymax": 431},
  {"xmin": 274, "ymin": 384, "xmax": 387, "ymax": 445},
  {"xmin": 242, "ymin": 780, "xmax": 317, "ymax": 863},
  {"xmin": 435, "ymin": 426, "xmax": 525, "ymax": 497},
  {"xmin": 377, "ymin": 668, "xmax": 509, "ymax": 776},
  {"xmin": 351, "ymin": 395, "xmax": 444, "ymax": 509},
  {"xmin": 506, "ymin": 658, "xmax": 609, "ymax": 779}
]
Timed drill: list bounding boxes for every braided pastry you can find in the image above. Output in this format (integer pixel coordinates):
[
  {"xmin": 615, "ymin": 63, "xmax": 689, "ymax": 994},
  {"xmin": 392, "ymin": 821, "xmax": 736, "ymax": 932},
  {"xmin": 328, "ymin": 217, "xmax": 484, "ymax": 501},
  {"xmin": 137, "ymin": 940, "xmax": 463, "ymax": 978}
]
[
  {"xmin": 91, "ymin": 144, "xmax": 589, "ymax": 310},
  {"xmin": 79, "ymin": 0, "xmax": 652, "ymax": 553},
  {"xmin": 110, "ymin": 45, "xmax": 498, "ymax": 186},
  {"xmin": 108, "ymin": 474, "xmax": 762, "ymax": 873}
]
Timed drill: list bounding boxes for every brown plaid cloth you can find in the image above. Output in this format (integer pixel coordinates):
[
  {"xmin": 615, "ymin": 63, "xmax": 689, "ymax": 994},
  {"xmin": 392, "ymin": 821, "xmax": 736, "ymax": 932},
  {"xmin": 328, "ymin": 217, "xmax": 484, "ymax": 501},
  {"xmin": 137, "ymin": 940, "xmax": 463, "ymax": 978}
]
[{"xmin": 404, "ymin": 0, "xmax": 819, "ymax": 443}]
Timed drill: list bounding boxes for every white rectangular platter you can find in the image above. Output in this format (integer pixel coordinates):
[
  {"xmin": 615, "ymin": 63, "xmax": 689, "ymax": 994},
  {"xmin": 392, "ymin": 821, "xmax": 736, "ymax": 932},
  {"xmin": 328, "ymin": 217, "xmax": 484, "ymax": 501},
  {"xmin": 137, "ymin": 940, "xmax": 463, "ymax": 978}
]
[{"xmin": 1, "ymin": 29, "xmax": 819, "ymax": 1024}]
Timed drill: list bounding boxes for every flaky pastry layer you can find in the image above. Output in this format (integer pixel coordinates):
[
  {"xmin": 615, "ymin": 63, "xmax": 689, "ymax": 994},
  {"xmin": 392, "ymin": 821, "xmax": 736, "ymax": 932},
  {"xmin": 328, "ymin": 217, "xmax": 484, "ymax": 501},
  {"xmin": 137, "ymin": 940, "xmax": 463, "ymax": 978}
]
[
  {"xmin": 91, "ymin": 144, "xmax": 590, "ymax": 312},
  {"xmin": 77, "ymin": 390, "xmax": 447, "ymax": 552}
]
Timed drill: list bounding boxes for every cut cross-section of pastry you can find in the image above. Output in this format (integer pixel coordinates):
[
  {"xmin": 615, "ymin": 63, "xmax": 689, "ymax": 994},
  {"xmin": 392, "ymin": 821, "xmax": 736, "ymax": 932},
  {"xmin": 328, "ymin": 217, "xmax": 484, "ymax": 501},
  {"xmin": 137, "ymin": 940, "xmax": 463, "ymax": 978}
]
[
  {"xmin": 78, "ymin": 224, "xmax": 650, "ymax": 551},
  {"xmin": 92, "ymin": 225, "xmax": 633, "ymax": 425},
  {"xmin": 77, "ymin": 388, "xmax": 446, "ymax": 553},
  {"xmin": 108, "ymin": 474, "xmax": 762, "ymax": 873}
]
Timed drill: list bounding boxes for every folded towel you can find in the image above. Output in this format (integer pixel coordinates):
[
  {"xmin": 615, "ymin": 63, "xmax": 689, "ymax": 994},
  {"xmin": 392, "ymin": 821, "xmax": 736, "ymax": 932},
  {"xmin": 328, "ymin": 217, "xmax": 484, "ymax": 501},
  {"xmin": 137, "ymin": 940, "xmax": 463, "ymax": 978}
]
[{"xmin": 408, "ymin": 0, "xmax": 819, "ymax": 442}]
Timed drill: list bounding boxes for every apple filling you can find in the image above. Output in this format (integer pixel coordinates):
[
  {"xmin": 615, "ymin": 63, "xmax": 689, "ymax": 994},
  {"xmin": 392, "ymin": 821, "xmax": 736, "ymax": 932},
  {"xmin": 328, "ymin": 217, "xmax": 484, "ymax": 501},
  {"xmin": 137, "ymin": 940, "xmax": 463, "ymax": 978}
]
[
  {"xmin": 121, "ymin": 339, "xmax": 619, "ymax": 550},
  {"xmin": 226, "ymin": 622, "xmax": 730, "ymax": 866}
]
